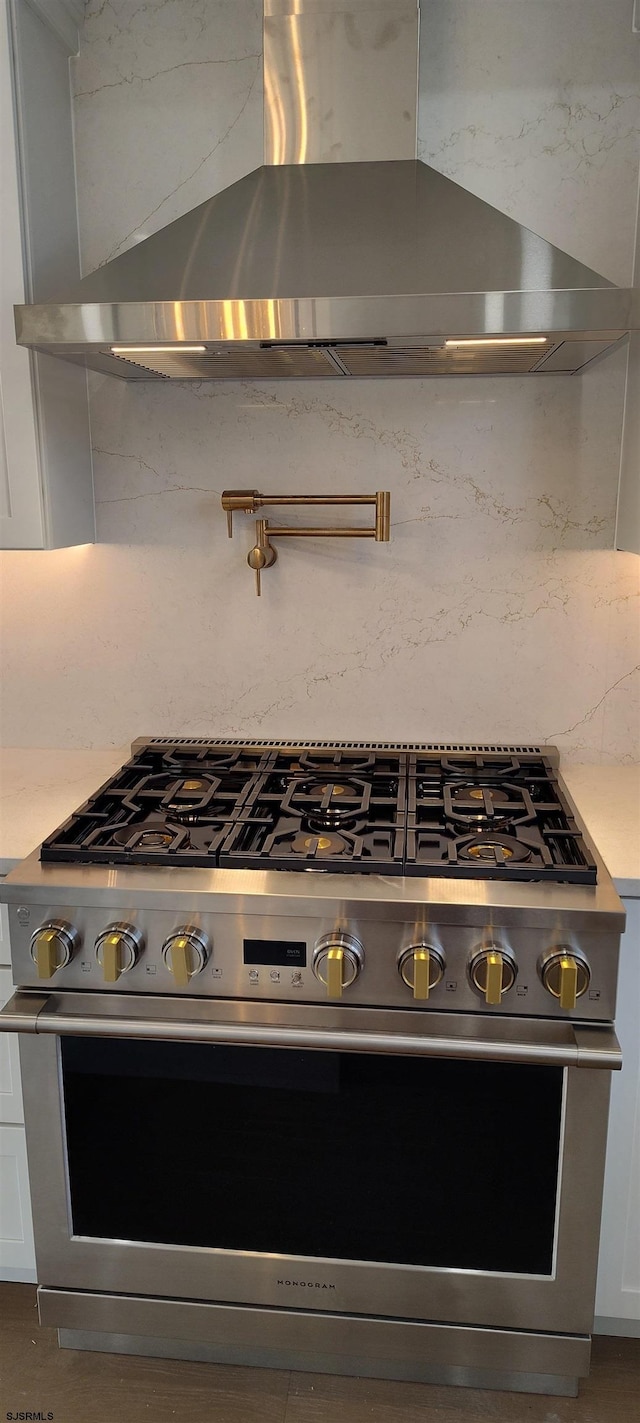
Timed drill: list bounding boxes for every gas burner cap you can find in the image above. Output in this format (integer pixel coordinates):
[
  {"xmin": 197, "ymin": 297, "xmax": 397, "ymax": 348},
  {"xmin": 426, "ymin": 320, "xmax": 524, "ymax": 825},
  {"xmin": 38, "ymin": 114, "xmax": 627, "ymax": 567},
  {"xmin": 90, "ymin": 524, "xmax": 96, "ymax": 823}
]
[
  {"xmin": 147, "ymin": 772, "xmax": 216, "ymax": 797},
  {"xmin": 111, "ymin": 815, "xmax": 227, "ymax": 855},
  {"xmin": 454, "ymin": 784, "xmax": 510, "ymax": 804},
  {"xmin": 133, "ymin": 772, "xmax": 222, "ymax": 813},
  {"xmin": 299, "ymin": 777, "xmax": 364, "ymax": 799},
  {"xmin": 291, "ymin": 777, "xmax": 369, "ymax": 830},
  {"xmin": 112, "ymin": 817, "xmax": 186, "ymax": 852},
  {"xmin": 459, "ymin": 834, "xmax": 531, "ymax": 865},
  {"xmin": 137, "ymin": 830, "xmax": 174, "ymax": 849},
  {"xmin": 448, "ymin": 783, "xmax": 515, "ymax": 827},
  {"xmin": 306, "ymin": 812, "xmax": 362, "ymax": 835},
  {"xmin": 291, "ymin": 830, "xmax": 348, "ymax": 857},
  {"xmin": 306, "ymin": 808, "xmax": 360, "ymax": 833}
]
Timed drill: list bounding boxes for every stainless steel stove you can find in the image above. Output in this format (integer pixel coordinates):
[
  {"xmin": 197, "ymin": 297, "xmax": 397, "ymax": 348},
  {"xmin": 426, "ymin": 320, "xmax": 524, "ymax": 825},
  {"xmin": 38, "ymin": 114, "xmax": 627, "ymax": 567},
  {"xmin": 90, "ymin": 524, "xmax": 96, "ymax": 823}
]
[{"xmin": 0, "ymin": 740, "xmax": 625, "ymax": 1398}]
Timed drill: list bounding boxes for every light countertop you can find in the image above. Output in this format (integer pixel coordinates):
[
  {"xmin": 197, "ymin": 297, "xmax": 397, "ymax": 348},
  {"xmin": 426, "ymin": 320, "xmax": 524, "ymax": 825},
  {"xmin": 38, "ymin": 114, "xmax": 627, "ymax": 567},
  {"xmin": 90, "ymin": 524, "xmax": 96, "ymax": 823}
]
[
  {"xmin": 0, "ymin": 747, "xmax": 638, "ymax": 897},
  {"xmin": 561, "ymin": 764, "xmax": 639, "ymax": 899},
  {"xmin": 0, "ymin": 746, "xmax": 129, "ymax": 877}
]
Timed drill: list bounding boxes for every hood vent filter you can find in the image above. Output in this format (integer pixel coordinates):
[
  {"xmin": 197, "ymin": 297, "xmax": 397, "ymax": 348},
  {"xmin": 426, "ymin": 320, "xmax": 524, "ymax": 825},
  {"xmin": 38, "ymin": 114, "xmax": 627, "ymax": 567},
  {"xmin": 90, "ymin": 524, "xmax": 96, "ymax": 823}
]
[{"xmin": 108, "ymin": 337, "xmax": 615, "ymax": 380}]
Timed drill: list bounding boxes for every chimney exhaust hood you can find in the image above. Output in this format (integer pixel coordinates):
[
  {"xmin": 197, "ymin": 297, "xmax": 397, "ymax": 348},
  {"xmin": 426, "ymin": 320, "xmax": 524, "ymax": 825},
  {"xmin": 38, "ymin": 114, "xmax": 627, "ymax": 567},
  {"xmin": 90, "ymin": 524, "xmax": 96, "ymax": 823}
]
[{"xmin": 14, "ymin": 0, "xmax": 636, "ymax": 380}]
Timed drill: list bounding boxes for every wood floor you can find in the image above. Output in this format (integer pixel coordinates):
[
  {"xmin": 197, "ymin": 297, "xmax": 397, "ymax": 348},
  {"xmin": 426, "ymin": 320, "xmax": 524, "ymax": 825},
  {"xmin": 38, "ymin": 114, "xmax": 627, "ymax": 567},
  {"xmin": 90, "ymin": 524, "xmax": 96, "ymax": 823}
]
[{"xmin": 0, "ymin": 1285, "xmax": 638, "ymax": 1423}]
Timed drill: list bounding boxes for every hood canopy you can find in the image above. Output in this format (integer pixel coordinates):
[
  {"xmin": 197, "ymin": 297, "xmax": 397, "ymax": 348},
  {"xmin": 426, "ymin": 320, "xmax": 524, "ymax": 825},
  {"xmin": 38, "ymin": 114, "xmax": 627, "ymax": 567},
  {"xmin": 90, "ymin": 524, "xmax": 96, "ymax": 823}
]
[{"xmin": 14, "ymin": 0, "xmax": 635, "ymax": 380}]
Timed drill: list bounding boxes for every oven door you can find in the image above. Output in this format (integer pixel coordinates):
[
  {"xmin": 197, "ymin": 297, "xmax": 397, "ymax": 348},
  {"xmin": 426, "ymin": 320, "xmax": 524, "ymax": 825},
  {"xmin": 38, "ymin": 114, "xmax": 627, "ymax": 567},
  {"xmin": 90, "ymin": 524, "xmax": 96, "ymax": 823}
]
[{"xmin": 2, "ymin": 991, "xmax": 621, "ymax": 1335}]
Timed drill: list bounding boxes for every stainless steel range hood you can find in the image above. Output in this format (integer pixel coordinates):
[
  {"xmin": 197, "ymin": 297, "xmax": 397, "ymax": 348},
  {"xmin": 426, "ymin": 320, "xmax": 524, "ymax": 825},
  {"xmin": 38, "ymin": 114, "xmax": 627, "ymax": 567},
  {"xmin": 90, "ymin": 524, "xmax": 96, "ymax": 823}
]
[{"xmin": 14, "ymin": 0, "xmax": 635, "ymax": 380}]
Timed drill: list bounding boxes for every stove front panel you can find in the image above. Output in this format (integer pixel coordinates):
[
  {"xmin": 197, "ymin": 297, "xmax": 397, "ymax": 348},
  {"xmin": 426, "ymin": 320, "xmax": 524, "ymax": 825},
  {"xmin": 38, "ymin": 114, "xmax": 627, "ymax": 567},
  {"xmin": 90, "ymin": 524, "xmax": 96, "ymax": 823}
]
[{"xmin": 7, "ymin": 903, "xmax": 620, "ymax": 1020}]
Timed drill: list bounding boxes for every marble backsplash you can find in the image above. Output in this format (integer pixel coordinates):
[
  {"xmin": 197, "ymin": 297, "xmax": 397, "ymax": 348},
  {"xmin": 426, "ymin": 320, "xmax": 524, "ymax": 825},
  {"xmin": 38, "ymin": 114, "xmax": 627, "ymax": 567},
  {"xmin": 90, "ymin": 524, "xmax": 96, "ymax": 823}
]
[
  {"xmin": 72, "ymin": 0, "xmax": 264, "ymax": 273},
  {"xmin": 0, "ymin": 0, "xmax": 638, "ymax": 760},
  {"xmin": 419, "ymin": 0, "xmax": 640, "ymax": 287}
]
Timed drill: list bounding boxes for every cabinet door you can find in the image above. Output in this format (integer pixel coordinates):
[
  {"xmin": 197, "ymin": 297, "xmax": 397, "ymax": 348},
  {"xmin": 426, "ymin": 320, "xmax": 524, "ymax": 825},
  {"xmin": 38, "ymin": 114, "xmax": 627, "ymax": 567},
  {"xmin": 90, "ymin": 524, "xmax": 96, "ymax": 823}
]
[
  {"xmin": 615, "ymin": 166, "xmax": 639, "ymax": 554},
  {"xmin": 0, "ymin": 0, "xmax": 45, "ymax": 547},
  {"xmin": 595, "ymin": 897, "xmax": 640, "ymax": 1333},
  {"xmin": 615, "ymin": 332, "xmax": 640, "ymax": 554},
  {"xmin": 0, "ymin": 905, "xmax": 36, "ymax": 1280},
  {"xmin": 0, "ymin": 0, "xmax": 94, "ymax": 549},
  {"xmin": 0, "ymin": 1125, "xmax": 35, "ymax": 1281},
  {"xmin": 0, "ymin": 969, "xmax": 23, "ymax": 1123}
]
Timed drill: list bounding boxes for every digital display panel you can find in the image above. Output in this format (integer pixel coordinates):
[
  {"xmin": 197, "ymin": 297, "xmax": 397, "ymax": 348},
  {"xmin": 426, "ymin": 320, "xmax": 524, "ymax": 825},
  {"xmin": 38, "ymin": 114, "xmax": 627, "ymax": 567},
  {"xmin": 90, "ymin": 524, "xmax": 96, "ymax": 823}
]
[{"xmin": 243, "ymin": 939, "xmax": 307, "ymax": 968}]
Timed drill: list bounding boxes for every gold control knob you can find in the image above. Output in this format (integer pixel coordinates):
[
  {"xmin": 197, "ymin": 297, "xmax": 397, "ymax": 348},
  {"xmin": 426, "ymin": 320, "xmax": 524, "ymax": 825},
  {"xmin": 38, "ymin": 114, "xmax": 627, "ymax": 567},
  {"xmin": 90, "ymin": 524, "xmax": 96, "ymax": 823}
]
[
  {"xmin": 95, "ymin": 923, "xmax": 143, "ymax": 983},
  {"xmin": 312, "ymin": 932, "xmax": 364, "ymax": 999},
  {"xmin": 162, "ymin": 927, "xmax": 210, "ymax": 986},
  {"xmin": 398, "ymin": 944, "xmax": 445, "ymax": 1000},
  {"xmin": 541, "ymin": 949, "xmax": 590, "ymax": 1010},
  {"xmin": 469, "ymin": 944, "xmax": 517, "ymax": 1004},
  {"xmin": 30, "ymin": 920, "xmax": 78, "ymax": 979}
]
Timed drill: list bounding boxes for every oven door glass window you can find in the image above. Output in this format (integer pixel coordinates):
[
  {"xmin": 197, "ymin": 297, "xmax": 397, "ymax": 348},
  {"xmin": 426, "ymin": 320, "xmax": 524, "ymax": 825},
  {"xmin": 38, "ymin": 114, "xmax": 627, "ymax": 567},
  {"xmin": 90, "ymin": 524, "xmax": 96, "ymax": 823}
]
[{"xmin": 61, "ymin": 1038, "xmax": 563, "ymax": 1275}]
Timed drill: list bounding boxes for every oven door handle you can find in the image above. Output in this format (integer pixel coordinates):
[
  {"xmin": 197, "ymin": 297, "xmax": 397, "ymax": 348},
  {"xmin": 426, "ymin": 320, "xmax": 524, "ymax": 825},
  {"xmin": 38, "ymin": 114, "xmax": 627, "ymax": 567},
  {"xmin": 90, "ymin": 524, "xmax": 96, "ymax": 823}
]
[{"xmin": 0, "ymin": 992, "xmax": 622, "ymax": 1069}]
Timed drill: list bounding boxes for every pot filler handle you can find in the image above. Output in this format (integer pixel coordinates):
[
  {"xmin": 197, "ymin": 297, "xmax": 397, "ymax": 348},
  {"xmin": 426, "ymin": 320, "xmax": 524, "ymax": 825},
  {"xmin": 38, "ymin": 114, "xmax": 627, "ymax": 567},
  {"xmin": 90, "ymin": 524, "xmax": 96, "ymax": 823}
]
[{"xmin": 0, "ymin": 992, "xmax": 622, "ymax": 1070}]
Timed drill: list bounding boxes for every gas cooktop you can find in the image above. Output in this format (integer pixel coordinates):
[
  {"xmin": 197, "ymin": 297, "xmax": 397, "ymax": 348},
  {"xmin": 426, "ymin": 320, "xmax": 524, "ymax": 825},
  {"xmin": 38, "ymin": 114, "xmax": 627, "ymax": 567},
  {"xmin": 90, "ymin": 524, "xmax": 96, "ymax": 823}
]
[{"xmin": 40, "ymin": 740, "xmax": 597, "ymax": 884}]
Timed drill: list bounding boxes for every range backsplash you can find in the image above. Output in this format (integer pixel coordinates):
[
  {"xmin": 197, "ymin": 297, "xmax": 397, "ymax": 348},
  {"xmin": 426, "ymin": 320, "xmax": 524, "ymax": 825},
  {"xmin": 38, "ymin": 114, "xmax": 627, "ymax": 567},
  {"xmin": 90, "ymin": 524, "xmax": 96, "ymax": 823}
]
[{"xmin": 0, "ymin": 0, "xmax": 638, "ymax": 761}]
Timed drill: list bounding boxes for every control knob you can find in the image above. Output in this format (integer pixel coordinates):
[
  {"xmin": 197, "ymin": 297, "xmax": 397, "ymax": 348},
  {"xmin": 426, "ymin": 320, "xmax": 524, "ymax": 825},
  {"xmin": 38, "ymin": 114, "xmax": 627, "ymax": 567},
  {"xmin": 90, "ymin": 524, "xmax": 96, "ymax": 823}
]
[
  {"xmin": 469, "ymin": 943, "xmax": 517, "ymax": 1005},
  {"xmin": 95, "ymin": 923, "xmax": 143, "ymax": 983},
  {"xmin": 312, "ymin": 932, "xmax": 364, "ymax": 999},
  {"xmin": 30, "ymin": 920, "xmax": 79, "ymax": 979},
  {"xmin": 162, "ymin": 927, "xmax": 210, "ymax": 986},
  {"xmin": 541, "ymin": 948, "xmax": 590, "ymax": 1011},
  {"xmin": 398, "ymin": 943, "xmax": 445, "ymax": 1000}
]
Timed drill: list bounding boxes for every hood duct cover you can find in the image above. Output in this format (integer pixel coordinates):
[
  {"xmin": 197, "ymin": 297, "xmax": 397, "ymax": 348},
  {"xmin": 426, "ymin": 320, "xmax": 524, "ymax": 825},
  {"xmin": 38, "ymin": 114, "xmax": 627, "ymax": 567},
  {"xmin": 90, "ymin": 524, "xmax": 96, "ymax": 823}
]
[{"xmin": 14, "ymin": 1, "xmax": 636, "ymax": 380}]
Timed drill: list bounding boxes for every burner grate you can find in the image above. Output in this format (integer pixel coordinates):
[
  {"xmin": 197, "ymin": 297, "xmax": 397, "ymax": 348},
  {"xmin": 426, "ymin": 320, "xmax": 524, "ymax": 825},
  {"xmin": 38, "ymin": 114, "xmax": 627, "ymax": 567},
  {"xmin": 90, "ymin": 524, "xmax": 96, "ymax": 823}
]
[{"xmin": 40, "ymin": 743, "xmax": 595, "ymax": 883}]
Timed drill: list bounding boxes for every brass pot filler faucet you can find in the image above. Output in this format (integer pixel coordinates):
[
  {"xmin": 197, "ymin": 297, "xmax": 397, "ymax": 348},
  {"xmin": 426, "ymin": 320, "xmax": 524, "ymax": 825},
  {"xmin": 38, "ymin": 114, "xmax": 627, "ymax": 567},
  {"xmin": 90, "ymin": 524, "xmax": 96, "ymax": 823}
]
[{"xmin": 221, "ymin": 490, "xmax": 391, "ymax": 595}]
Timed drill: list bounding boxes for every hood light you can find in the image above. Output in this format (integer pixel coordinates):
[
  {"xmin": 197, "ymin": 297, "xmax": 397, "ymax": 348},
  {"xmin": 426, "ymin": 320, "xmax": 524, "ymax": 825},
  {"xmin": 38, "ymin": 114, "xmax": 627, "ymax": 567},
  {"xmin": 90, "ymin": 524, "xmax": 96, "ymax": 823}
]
[
  {"xmin": 445, "ymin": 337, "xmax": 549, "ymax": 348},
  {"xmin": 111, "ymin": 344, "xmax": 207, "ymax": 355}
]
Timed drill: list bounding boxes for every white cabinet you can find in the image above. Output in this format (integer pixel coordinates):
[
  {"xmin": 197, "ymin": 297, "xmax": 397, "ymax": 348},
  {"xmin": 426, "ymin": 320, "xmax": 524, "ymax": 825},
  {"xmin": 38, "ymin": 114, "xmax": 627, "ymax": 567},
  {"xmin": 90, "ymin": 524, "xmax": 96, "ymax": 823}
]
[
  {"xmin": 0, "ymin": 1126, "xmax": 35, "ymax": 1281},
  {"xmin": 615, "ymin": 143, "xmax": 639, "ymax": 553},
  {"xmin": 0, "ymin": 0, "xmax": 94, "ymax": 549},
  {"xmin": 0, "ymin": 969, "xmax": 23, "ymax": 1123},
  {"xmin": 0, "ymin": 961, "xmax": 35, "ymax": 1281},
  {"xmin": 595, "ymin": 896, "xmax": 640, "ymax": 1335},
  {"xmin": 0, "ymin": 891, "xmax": 36, "ymax": 1280},
  {"xmin": 615, "ymin": 332, "xmax": 640, "ymax": 554}
]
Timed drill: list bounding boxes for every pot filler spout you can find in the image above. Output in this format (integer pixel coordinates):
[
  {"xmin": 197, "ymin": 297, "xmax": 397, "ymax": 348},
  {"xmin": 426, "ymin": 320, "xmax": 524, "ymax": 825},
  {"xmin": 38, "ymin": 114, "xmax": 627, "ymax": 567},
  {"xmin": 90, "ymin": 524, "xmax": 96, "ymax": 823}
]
[{"xmin": 14, "ymin": 0, "xmax": 636, "ymax": 380}]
